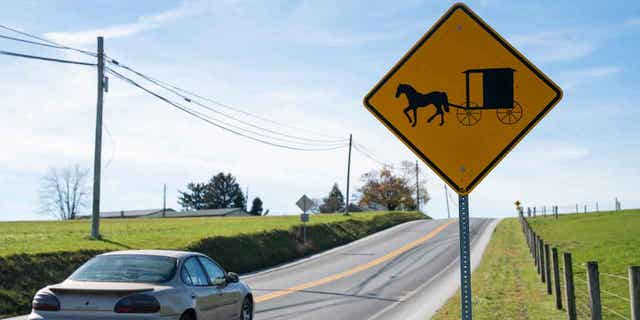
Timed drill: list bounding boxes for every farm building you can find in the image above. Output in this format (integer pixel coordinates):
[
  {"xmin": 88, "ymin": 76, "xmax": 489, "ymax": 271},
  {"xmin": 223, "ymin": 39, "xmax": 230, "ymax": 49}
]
[{"xmin": 77, "ymin": 208, "xmax": 250, "ymax": 219}]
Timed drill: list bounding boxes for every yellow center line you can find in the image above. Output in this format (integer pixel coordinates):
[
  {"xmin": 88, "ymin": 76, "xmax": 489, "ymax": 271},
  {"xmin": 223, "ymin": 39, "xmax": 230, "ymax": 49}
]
[{"xmin": 254, "ymin": 220, "xmax": 455, "ymax": 303}]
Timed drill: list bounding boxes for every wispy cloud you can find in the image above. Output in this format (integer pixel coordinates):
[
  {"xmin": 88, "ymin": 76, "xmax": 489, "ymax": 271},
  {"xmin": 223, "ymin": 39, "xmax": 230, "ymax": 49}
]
[
  {"xmin": 556, "ymin": 66, "xmax": 622, "ymax": 89},
  {"xmin": 626, "ymin": 17, "xmax": 640, "ymax": 26},
  {"xmin": 510, "ymin": 30, "xmax": 598, "ymax": 63},
  {"xmin": 44, "ymin": 0, "xmax": 209, "ymax": 45}
]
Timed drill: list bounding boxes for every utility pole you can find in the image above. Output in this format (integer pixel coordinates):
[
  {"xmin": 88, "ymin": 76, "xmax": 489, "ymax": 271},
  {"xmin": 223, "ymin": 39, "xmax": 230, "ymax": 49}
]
[
  {"xmin": 345, "ymin": 134, "xmax": 352, "ymax": 215},
  {"xmin": 162, "ymin": 184, "xmax": 167, "ymax": 217},
  {"xmin": 416, "ymin": 160, "xmax": 420, "ymax": 213},
  {"xmin": 91, "ymin": 36, "xmax": 105, "ymax": 239},
  {"xmin": 444, "ymin": 184, "xmax": 451, "ymax": 219}
]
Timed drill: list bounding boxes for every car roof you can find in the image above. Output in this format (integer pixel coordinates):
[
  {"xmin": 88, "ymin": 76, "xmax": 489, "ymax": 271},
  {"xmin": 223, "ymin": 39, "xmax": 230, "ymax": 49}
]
[{"xmin": 100, "ymin": 250, "xmax": 202, "ymax": 259}]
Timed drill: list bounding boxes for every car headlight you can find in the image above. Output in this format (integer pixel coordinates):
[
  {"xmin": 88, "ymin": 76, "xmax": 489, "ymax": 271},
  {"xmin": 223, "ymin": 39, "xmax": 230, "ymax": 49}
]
[
  {"xmin": 32, "ymin": 291, "xmax": 60, "ymax": 311},
  {"xmin": 114, "ymin": 294, "xmax": 160, "ymax": 313}
]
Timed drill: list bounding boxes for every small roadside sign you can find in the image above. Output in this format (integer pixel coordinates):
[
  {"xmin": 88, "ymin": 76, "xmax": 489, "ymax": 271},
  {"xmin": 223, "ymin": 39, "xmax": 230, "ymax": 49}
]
[
  {"xmin": 296, "ymin": 195, "xmax": 314, "ymax": 213},
  {"xmin": 300, "ymin": 213, "xmax": 309, "ymax": 223},
  {"xmin": 363, "ymin": 3, "xmax": 562, "ymax": 195}
]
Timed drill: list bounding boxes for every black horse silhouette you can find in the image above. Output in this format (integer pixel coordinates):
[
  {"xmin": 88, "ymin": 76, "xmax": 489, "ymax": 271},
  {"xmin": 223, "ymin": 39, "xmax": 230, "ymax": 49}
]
[{"xmin": 396, "ymin": 83, "xmax": 450, "ymax": 126}]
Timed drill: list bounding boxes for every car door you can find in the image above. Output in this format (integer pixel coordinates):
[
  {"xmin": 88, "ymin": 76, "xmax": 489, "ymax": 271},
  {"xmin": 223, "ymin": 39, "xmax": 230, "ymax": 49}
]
[
  {"xmin": 198, "ymin": 256, "xmax": 243, "ymax": 319},
  {"xmin": 182, "ymin": 257, "xmax": 223, "ymax": 319}
]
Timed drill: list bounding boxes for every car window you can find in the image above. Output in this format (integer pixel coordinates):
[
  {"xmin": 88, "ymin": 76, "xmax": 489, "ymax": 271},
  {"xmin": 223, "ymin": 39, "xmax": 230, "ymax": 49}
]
[
  {"xmin": 70, "ymin": 255, "xmax": 177, "ymax": 283},
  {"xmin": 181, "ymin": 264, "xmax": 193, "ymax": 286},
  {"xmin": 182, "ymin": 257, "xmax": 209, "ymax": 286},
  {"xmin": 197, "ymin": 257, "xmax": 225, "ymax": 283}
]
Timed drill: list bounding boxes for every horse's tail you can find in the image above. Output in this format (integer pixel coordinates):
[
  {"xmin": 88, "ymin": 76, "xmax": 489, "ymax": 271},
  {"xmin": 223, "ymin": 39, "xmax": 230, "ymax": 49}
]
[{"xmin": 443, "ymin": 92, "xmax": 450, "ymax": 112}]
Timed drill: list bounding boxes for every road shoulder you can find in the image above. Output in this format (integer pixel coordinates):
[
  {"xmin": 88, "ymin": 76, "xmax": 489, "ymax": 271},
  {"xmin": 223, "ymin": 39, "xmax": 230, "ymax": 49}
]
[{"xmin": 431, "ymin": 218, "xmax": 566, "ymax": 320}]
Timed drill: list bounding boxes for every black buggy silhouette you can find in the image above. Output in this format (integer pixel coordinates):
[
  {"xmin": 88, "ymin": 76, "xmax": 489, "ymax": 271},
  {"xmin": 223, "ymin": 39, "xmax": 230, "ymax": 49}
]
[{"xmin": 448, "ymin": 68, "xmax": 522, "ymax": 126}]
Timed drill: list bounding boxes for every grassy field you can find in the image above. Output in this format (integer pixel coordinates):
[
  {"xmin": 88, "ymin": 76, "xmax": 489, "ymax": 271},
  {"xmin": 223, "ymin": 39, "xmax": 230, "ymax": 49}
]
[
  {"xmin": 527, "ymin": 210, "xmax": 640, "ymax": 319},
  {"xmin": 0, "ymin": 211, "xmax": 425, "ymax": 316},
  {"xmin": 432, "ymin": 218, "xmax": 566, "ymax": 319},
  {"xmin": 0, "ymin": 211, "xmax": 392, "ymax": 257}
]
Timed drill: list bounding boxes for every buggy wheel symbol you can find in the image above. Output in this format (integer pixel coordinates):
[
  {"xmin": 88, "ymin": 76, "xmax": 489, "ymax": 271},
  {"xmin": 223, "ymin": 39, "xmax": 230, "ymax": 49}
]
[
  {"xmin": 456, "ymin": 102, "xmax": 481, "ymax": 126},
  {"xmin": 496, "ymin": 101, "xmax": 523, "ymax": 125}
]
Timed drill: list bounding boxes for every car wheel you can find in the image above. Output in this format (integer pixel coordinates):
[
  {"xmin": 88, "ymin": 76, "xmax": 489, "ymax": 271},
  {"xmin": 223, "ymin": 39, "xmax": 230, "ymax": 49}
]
[
  {"xmin": 241, "ymin": 296, "xmax": 253, "ymax": 320},
  {"xmin": 180, "ymin": 311, "xmax": 195, "ymax": 320}
]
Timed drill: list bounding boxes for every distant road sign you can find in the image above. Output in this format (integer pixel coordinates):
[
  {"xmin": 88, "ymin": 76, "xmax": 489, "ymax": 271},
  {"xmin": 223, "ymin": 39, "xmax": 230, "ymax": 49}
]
[
  {"xmin": 300, "ymin": 213, "xmax": 309, "ymax": 223},
  {"xmin": 364, "ymin": 3, "xmax": 562, "ymax": 195},
  {"xmin": 296, "ymin": 195, "xmax": 314, "ymax": 213}
]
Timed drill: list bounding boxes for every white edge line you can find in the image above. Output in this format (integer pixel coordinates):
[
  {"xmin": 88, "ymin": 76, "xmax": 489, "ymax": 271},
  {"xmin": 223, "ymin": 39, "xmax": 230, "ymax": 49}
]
[{"xmin": 368, "ymin": 218, "xmax": 501, "ymax": 320}]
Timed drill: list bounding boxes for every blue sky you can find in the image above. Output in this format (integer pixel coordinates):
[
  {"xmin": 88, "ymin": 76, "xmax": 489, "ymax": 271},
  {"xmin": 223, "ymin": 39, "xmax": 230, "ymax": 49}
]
[{"xmin": 1, "ymin": 0, "xmax": 639, "ymax": 221}]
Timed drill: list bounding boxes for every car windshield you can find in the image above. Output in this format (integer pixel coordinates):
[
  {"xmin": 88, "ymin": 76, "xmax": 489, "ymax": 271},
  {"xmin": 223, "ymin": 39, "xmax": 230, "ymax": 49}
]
[{"xmin": 70, "ymin": 255, "xmax": 177, "ymax": 283}]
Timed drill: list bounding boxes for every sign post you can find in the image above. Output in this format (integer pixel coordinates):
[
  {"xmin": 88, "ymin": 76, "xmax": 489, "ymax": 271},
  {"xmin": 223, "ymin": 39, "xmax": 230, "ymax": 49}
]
[
  {"xmin": 296, "ymin": 195, "xmax": 314, "ymax": 243},
  {"xmin": 363, "ymin": 4, "xmax": 562, "ymax": 319}
]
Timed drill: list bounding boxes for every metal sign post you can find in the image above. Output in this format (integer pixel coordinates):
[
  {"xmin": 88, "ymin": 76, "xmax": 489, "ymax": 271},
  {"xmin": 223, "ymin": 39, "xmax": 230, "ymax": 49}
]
[
  {"xmin": 296, "ymin": 195, "xmax": 313, "ymax": 243},
  {"xmin": 459, "ymin": 194, "xmax": 472, "ymax": 319}
]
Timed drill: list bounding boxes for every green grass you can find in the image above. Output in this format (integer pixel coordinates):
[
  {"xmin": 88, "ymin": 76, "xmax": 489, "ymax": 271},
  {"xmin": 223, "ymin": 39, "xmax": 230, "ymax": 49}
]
[
  {"xmin": 0, "ymin": 211, "xmax": 391, "ymax": 257},
  {"xmin": 528, "ymin": 209, "xmax": 640, "ymax": 319},
  {"xmin": 432, "ymin": 218, "xmax": 566, "ymax": 320},
  {"xmin": 0, "ymin": 211, "xmax": 426, "ymax": 317}
]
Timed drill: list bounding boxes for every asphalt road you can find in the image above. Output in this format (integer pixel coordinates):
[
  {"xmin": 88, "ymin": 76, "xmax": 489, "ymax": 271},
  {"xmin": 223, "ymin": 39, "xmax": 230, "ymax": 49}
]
[
  {"xmin": 243, "ymin": 218, "xmax": 495, "ymax": 320},
  {"xmin": 6, "ymin": 218, "xmax": 496, "ymax": 320}
]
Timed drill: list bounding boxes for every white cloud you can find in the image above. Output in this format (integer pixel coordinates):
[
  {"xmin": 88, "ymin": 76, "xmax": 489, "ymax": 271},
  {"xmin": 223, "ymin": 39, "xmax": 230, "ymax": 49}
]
[
  {"xmin": 556, "ymin": 66, "xmax": 622, "ymax": 89},
  {"xmin": 44, "ymin": 0, "xmax": 209, "ymax": 45},
  {"xmin": 626, "ymin": 18, "xmax": 640, "ymax": 26},
  {"xmin": 510, "ymin": 30, "xmax": 598, "ymax": 63}
]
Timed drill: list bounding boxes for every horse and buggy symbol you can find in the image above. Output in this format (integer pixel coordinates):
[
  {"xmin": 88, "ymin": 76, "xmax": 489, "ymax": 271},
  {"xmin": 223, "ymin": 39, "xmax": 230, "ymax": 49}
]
[{"xmin": 397, "ymin": 67, "xmax": 522, "ymax": 127}]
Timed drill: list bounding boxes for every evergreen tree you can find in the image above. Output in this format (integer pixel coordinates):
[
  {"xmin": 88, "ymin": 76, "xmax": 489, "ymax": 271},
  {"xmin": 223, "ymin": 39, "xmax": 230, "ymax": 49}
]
[{"xmin": 319, "ymin": 183, "xmax": 345, "ymax": 213}]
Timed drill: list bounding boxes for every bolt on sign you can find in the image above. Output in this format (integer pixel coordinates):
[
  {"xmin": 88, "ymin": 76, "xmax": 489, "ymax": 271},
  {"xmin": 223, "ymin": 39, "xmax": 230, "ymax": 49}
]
[{"xmin": 364, "ymin": 3, "xmax": 562, "ymax": 195}]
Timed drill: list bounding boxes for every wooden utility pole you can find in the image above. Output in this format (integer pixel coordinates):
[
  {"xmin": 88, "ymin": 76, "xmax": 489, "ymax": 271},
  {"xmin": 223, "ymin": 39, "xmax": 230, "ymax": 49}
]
[
  {"xmin": 345, "ymin": 134, "xmax": 352, "ymax": 215},
  {"xmin": 91, "ymin": 36, "xmax": 104, "ymax": 239},
  {"xmin": 163, "ymin": 184, "xmax": 167, "ymax": 217}
]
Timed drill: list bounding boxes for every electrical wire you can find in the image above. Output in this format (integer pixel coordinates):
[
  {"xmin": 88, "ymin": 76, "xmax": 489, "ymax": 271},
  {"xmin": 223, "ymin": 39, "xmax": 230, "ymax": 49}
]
[
  {"xmin": 106, "ymin": 67, "xmax": 348, "ymax": 152},
  {"xmin": 106, "ymin": 60, "xmax": 347, "ymax": 145},
  {"xmin": 105, "ymin": 57, "xmax": 345, "ymax": 140},
  {"xmin": 0, "ymin": 24, "xmax": 96, "ymax": 56},
  {"xmin": 0, "ymin": 49, "xmax": 96, "ymax": 66}
]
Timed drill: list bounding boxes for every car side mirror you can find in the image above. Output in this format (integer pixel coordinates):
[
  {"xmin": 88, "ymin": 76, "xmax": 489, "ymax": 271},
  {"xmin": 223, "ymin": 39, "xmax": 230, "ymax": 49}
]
[{"xmin": 225, "ymin": 272, "xmax": 239, "ymax": 283}]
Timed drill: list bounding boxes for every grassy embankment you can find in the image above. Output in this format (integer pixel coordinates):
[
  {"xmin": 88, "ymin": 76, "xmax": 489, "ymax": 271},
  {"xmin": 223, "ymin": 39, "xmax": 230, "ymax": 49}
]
[
  {"xmin": 434, "ymin": 210, "xmax": 640, "ymax": 319},
  {"xmin": 432, "ymin": 218, "xmax": 566, "ymax": 319},
  {"xmin": 0, "ymin": 211, "xmax": 425, "ymax": 317}
]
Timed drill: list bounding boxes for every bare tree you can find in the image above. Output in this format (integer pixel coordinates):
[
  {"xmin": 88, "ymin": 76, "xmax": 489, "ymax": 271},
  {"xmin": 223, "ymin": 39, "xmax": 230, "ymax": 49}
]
[{"xmin": 39, "ymin": 164, "xmax": 90, "ymax": 220}]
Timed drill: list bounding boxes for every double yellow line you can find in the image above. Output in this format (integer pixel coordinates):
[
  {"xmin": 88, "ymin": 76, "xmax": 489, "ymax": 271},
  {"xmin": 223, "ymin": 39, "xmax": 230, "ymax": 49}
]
[{"xmin": 255, "ymin": 220, "xmax": 455, "ymax": 303}]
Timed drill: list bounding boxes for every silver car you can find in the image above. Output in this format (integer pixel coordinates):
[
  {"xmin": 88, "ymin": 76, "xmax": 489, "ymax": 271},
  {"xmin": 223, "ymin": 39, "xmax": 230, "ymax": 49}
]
[{"xmin": 28, "ymin": 250, "xmax": 254, "ymax": 320}]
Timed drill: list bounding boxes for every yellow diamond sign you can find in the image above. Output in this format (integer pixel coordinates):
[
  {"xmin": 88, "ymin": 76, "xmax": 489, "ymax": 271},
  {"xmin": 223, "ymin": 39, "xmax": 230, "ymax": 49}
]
[{"xmin": 364, "ymin": 3, "xmax": 562, "ymax": 195}]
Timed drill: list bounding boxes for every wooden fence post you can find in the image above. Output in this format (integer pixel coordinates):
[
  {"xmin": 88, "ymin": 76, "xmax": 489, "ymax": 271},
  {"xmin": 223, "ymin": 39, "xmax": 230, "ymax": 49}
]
[
  {"xmin": 630, "ymin": 266, "xmax": 640, "ymax": 320},
  {"xmin": 545, "ymin": 244, "xmax": 552, "ymax": 294},
  {"xmin": 586, "ymin": 261, "xmax": 602, "ymax": 320},
  {"xmin": 564, "ymin": 252, "xmax": 577, "ymax": 320},
  {"xmin": 552, "ymin": 247, "xmax": 563, "ymax": 310},
  {"xmin": 535, "ymin": 235, "xmax": 541, "ymax": 274},
  {"xmin": 540, "ymin": 238, "xmax": 546, "ymax": 283}
]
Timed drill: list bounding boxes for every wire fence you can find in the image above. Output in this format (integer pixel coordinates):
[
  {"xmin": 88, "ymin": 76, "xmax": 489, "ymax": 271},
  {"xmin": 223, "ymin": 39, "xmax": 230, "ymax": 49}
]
[
  {"xmin": 519, "ymin": 215, "xmax": 639, "ymax": 320},
  {"xmin": 521, "ymin": 198, "xmax": 624, "ymax": 218}
]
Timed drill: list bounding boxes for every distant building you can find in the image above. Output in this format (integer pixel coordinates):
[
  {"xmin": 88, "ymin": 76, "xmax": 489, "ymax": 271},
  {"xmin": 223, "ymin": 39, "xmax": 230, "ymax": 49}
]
[
  {"xmin": 77, "ymin": 207, "xmax": 250, "ymax": 219},
  {"xmin": 77, "ymin": 208, "xmax": 176, "ymax": 219},
  {"xmin": 150, "ymin": 208, "xmax": 250, "ymax": 218}
]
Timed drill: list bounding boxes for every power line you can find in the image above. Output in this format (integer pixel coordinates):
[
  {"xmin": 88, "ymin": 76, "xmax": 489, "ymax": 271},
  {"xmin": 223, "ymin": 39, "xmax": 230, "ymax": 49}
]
[
  {"xmin": 106, "ymin": 60, "xmax": 348, "ymax": 145},
  {"xmin": 105, "ymin": 57, "xmax": 345, "ymax": 140},
  {"xmin": 106, "ymin": 67, "xmax": 348, "ymax": 152},
  {"xmin": 0, "ymin": 49, "xmax": 96, "ymax": 66},
  {"xmin": 0, "ymin": 24, "xmax": 96, "ymax": 57},
  {"xmin": 0, "ymin": 33, "xmax": 68, "ymax": 49}
]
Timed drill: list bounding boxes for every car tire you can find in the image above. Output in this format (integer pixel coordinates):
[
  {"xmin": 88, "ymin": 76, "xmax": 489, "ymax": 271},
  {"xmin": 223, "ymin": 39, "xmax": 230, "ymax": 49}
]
[
  {"xmin": 180, "ymin": 311, "xmax": 195, "ymax": 320},
  {"xmin": 241, "ymin": 296, "xmax": 253, "ymax": 320}
]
